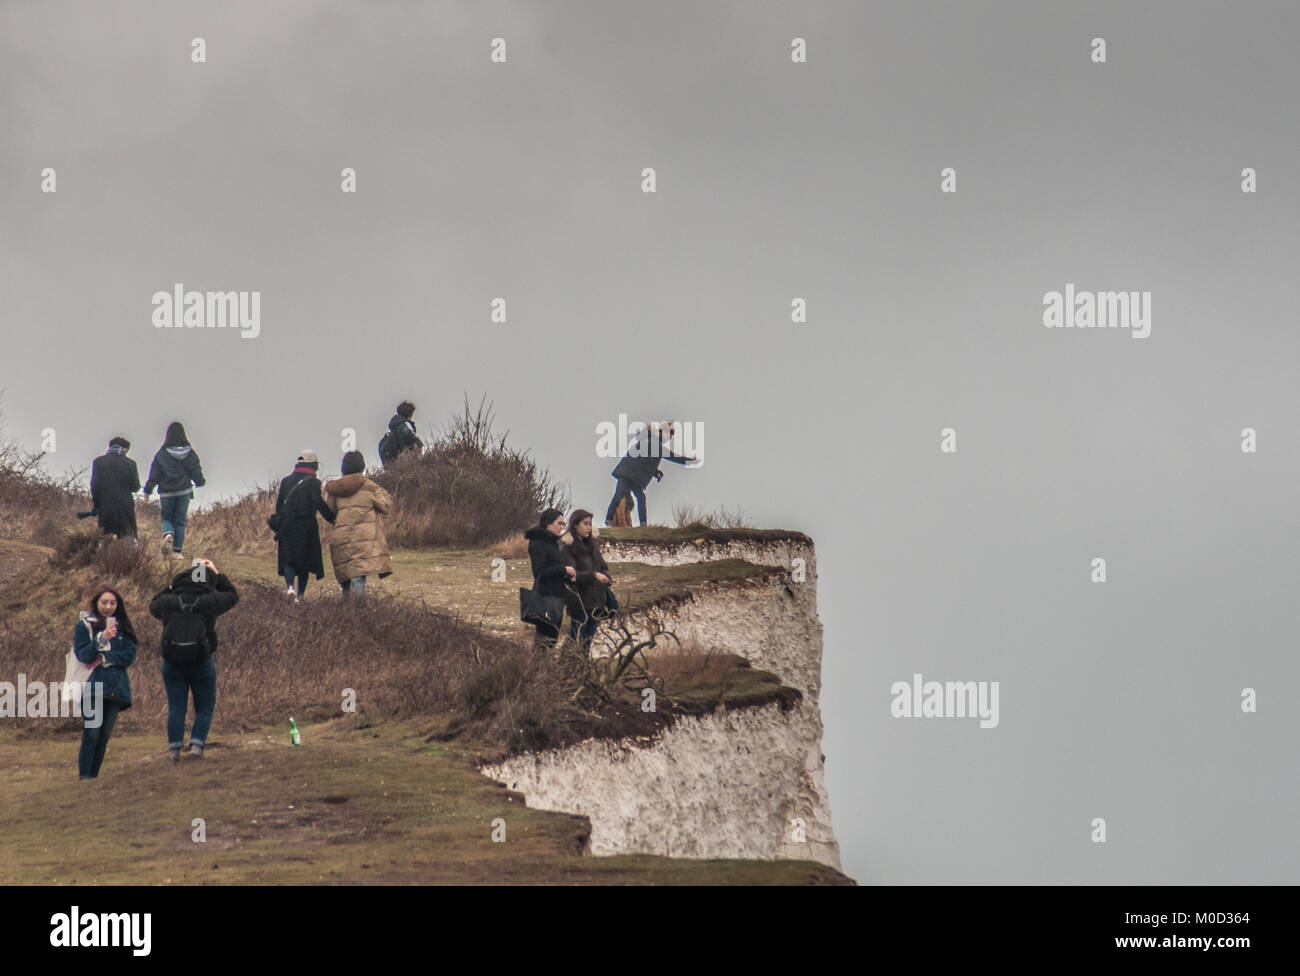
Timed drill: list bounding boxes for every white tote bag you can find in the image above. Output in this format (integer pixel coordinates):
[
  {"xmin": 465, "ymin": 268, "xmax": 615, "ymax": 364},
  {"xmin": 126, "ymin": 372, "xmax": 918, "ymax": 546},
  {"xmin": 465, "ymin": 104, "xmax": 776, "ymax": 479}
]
[{"xmin": 61, "ymin": 614, "xmax": 97, "ymax": 705}]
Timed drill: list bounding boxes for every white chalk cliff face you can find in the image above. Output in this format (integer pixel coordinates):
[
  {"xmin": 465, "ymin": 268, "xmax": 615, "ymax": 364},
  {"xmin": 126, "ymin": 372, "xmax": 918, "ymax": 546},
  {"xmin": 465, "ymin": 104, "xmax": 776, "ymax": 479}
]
[{"xmin": 481, "ymin": 534, "xmax": 843, "ymax": 871}]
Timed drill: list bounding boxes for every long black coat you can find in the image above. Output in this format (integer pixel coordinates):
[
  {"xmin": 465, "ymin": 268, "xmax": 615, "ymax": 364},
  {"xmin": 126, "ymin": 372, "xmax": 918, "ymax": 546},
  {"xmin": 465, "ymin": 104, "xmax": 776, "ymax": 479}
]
[
  {"xmin": 525, "ymin": 527, "xmax": 569, "ymax": 600},
  {"xmin": 90, "ymin": 450, "xmax": 140, "ymax": 538},
  {"xmin": 562, "ymin": 534, "xmax": 611, "ymax": 617},
  {"xmin": 275, "ymin": 471, "xmax": 335, "ymax": 579}
]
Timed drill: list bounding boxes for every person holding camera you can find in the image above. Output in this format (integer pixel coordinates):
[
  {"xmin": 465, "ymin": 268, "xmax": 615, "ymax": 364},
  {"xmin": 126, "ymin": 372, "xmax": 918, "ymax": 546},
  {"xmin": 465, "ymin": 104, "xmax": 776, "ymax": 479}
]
[
  {"xmin": 73, "ymin": 585, "xmax": 138, "ymax": 779},
  {"xmin": 149, "ymin": 559, "xmax": 239, "ymax": 761}
]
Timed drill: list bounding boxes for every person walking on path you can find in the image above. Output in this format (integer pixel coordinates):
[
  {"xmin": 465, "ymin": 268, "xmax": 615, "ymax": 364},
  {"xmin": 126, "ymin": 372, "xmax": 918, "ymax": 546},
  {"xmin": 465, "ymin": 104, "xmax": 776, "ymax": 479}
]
[
  {"xmin": 562, "ymin": 508, "xmax": 618, "ymax": 648},
  {"xmin": 604, "ymin": 420, "xmax": 697, "ymax": 527},
  {"xmin": 524, "ymin": 507, "xmax": 577, "ymax": 649},
  {"xmin": 142, "ymin": 421, "xmax": 205, "ymax": 559},
  {"xmin": 72, "ymin": 584, "xmax": 138, "ymax": 779},
  {"xmin": 89, "ymin": 437, "xmax": 140, "ymax": 541},
  {"xmin": 323, "ymin": 451, "xmax": 393, "ymax": 596},
  {"xmin": 274, "ymin": 450, "xmax": 336, "ymax": 602},
  {"xmin": 149, "ymin": 559, "xmax": 238, "ymax": 760}
]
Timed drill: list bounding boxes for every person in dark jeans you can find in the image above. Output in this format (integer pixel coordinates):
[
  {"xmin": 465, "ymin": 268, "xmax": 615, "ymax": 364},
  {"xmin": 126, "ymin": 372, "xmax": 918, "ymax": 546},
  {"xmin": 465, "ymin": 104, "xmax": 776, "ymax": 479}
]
[
  {"xmin": 562, "ymin": 508, "xmax": 618, "ymax": 648},
  {"xmin": 524, "ymin": 508, "xmax": 577, "ymax": 648},
  {"xmin": 149, "ymin": 560, "xmax": 238, "ymax": 760},
  {"xmin": 604, "ymin": 421, "xmax": 697, "ymax": 527},
  {"xmin": 73, "ymin": 585, "xmax": 138, "ymax": 779}
]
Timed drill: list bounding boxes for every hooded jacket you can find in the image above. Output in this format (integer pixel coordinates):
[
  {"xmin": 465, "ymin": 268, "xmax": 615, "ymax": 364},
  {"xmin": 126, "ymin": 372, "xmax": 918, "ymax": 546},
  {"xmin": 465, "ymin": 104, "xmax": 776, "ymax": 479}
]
[
  {"xmin": 525, "ymin": 526, "xmax": 569, "ymax": 600},
  {"xmin": 149, "ymin": 572, "xmax": 239, "ymax": 657},
  {"xmin": 143, "ymin": 445, "xmax": 206, "ymax": 498},
  {"xmin": 323, "ymin": 473, "xmax": 394, "ymax": 582}
]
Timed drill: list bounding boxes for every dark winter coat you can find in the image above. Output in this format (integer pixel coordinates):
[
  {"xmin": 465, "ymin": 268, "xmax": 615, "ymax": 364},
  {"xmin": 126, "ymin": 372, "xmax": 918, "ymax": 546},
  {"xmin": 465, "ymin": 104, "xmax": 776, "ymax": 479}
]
[
  {"xmin": 149, "ymin": 572, "xmax": 239, "ymax": 656},
  {"xmin": 89, "ymin": 449, "xmax": 140, "ymax": 538},
  {"xmin": 143, "ymin": 444, "xmax": 205, "ymax": 498},
  {"xmin": 611, "ymin": 429, "xmax": 691, "ymax": 490},
  {"xmin": 525, "ymin": 527, "xmax": 570, "ymax": 600},
  {"xmin": 381, "ymin": 415, "xmax": 423, "ymax": 465},
  {"xmin": 562, "ymin": 534, "xmax": 612, "ymax": 618},
  {"xmin": 275, "ymin": 469, "xmax": 335, "ymax": 579},
  {"xmin": 73, "ymin": 615, "xmax": 138, "ymax": 708}
]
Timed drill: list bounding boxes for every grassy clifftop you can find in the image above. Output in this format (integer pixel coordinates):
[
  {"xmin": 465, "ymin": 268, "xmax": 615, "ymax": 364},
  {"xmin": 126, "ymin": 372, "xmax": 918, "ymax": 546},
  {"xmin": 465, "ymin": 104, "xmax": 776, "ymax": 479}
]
[{"xmin": 0, "ymin": 718, "xmax": 849, "ymax": 885}]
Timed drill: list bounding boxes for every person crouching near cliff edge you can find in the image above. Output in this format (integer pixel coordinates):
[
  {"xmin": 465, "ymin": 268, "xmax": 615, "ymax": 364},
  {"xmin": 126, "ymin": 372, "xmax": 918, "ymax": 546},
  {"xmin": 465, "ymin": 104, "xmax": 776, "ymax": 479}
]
[
  {"xmin": 604, "ymin": 420, "xmax": 698, "ymax": 527},
  {"xmin": 562, "ymin": 509, "xmax": 617, "ymax": 649},
  {"xmin": 73, "ymin": 585, "xmax": 139, "ymax": 779},
  {"xmin": 149, "ymin": 560, "xmax": 238, "ymax": 761},
  {"xmin": 323, "ymin": 451, "xmax": 394, "ymax": 597},
  {"xmin": 525, "ymin": 508, "xmax": 577, "ymax": 650}
]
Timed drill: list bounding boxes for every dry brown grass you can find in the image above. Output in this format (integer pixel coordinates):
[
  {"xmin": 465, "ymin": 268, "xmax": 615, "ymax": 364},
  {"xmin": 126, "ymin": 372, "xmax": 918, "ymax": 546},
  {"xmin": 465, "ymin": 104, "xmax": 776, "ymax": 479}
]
[{"xmin": 487, "ymin": 533, "xmax": 529, "ymax": 560}]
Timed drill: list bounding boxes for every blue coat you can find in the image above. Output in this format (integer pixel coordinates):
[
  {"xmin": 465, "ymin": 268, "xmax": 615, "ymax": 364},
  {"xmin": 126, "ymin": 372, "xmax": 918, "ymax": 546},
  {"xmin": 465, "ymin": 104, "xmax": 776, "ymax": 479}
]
[{"xmin": 73, "ymin": 616, "xmax": 138, "ymax": 708}]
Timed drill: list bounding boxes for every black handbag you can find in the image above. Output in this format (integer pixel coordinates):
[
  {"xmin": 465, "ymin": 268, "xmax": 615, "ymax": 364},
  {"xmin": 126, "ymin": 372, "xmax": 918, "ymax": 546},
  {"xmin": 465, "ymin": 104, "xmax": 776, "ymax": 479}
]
[
  {"xmin": 267, "ymin": 477, "xmax": 306, "ymax": 534},
  {"xmin": 519, "ymin": 587, "xmax": 564, "ymax": 627}
]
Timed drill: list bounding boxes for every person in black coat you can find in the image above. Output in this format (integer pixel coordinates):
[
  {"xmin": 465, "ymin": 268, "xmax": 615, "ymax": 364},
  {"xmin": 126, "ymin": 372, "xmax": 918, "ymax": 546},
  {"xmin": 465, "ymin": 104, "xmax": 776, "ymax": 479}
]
[
  {"xmin": 379, "ymin": 400, "xmax": 424, "ymax": 467},
  {"xmin": 562, "ymin": 508, "xmax": 619, "ymax": 648},
  {"xmin": 149, "ymin": 560, "xmax": 238, "ymax": 760},
  {"xmin": 604, "ymin": 421, "xmax": 697, "ymax": 527},
  {"xmin": 274, "ymin": 450, "xmax": 336, "ymax": 601},
  {"xmin": 524, "ymin": 508, "xmax": 577, "ymax": 647},
  {"xmin": 89, "ymin": 437, "xmax": 140, "ymax": 540}
]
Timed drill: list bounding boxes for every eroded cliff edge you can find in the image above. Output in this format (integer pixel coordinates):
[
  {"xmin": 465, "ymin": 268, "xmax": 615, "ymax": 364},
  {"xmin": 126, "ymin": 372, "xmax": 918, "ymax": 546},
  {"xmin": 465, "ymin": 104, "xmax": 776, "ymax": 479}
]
[{"xmin": 481, "ymin": 529, "xmax": 843, "ymax": 871}]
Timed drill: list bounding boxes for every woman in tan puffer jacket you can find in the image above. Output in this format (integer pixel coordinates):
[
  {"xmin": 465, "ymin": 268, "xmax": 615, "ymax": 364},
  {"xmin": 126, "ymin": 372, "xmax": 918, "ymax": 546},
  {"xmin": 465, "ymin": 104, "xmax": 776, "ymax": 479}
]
[{"xmin": 323, "ymin": 451, "xmax": 394, "ymax": 596}]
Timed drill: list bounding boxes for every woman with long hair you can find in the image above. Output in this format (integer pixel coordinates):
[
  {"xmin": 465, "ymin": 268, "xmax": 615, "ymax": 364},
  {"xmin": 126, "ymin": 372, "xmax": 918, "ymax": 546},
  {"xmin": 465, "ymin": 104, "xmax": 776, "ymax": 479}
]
[
  {"xmin": 142, "ymin": 421, "xmax": 206, "ymax": 560},
  {"xmin": 72, "ymin": 584, "xmax": 138, "ymax": 779},
  {"xmin": 562, "ymin": 509, "xmax": 618, "ymax": 648}
]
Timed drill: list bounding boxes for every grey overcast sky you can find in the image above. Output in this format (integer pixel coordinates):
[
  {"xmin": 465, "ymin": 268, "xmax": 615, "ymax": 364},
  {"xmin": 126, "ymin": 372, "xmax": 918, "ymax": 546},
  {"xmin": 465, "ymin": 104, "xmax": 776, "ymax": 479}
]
[{"xmin": 3, "ymin": 0, "xmax": 1298, "ymax": 883}]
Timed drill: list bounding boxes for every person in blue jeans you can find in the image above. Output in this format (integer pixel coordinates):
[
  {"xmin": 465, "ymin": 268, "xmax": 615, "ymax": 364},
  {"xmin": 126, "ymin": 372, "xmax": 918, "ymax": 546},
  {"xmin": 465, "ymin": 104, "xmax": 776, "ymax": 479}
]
[
  {"xmin": 142, "ymin": 421, "xmax": 206, "ymax": 560},
  {"xmin": 72, "ymin": 585, "xmax": 138, "ymax": 779},
  {"xmin": 149, "ymin": 559, "xmax": 238, "ymax": 760}
]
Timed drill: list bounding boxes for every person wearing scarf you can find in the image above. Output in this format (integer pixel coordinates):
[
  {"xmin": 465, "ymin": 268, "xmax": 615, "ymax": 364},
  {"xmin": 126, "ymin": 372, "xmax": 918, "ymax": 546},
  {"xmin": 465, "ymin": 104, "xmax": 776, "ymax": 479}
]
[{"xmin": 274, "ymin": 450, "xmax": 336, "ymax": 601}]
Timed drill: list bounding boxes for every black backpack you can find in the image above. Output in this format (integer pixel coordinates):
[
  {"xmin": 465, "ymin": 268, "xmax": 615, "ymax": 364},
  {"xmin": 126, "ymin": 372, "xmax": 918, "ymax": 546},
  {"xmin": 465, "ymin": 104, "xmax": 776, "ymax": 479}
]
[
  {"xmin": 161, "ymin": 595, "xmax": 211, "ymax": 664},
  {"xmin": 378, "ymin": 430, "xmax": 400, "ymax": 466}
]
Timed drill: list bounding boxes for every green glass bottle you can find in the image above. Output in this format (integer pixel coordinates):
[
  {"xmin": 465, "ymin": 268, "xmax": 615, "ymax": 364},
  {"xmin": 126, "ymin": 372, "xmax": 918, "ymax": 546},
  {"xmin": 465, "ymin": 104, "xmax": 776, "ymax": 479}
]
[{"xmin": 289, "ymin": 716, "xmax": 301, "ymax": 746}]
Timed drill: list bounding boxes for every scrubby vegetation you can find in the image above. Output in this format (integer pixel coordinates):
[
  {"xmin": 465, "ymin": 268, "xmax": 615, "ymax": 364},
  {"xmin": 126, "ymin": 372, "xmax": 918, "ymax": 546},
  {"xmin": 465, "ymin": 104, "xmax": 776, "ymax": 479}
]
[
  {"xmin": 0, "ymin": 399, "xmax": 798, "ymax": 758},
  {"xmin": 373, "ymin": 396, "xmax": 567, "ymax": 549}
]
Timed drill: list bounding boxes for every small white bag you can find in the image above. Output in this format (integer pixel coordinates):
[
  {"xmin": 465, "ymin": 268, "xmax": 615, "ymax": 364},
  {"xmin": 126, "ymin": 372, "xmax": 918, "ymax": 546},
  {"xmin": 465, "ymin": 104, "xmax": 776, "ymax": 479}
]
[{"xmin": 61, "ymin": 614, "xmax": 96, "ymax": 704}]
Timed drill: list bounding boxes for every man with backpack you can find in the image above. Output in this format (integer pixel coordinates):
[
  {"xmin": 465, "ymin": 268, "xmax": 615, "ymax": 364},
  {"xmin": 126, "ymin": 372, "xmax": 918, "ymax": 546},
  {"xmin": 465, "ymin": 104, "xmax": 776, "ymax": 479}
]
[
  {"xmin": 378, "ymin": 401, "xmax": 423, "ymax": 468},
  {"xmin": 149, "ymin": 559, "xmax": 239, "ymax": 761}
]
